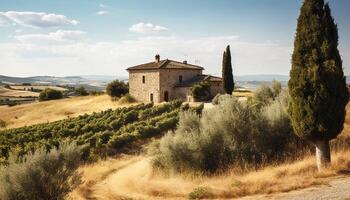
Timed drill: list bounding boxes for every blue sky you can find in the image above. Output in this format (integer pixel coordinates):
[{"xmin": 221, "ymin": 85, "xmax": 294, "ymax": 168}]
[{"xmin": 0, "ymin": 0, "xmax": 349, "ymax": 77}]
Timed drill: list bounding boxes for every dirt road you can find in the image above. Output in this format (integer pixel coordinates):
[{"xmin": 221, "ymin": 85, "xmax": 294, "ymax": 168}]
[{"xmin": 242, "ymin": 176, "xmax": 350, "ymax": 200}]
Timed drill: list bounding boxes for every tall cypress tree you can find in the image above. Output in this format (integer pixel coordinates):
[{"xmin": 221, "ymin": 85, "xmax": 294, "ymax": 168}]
[
  {"xmin": 222, "ymin": 45, "xmax": 234, "ymax": 94},
  {"xmin": 288, "ymin": 0, "xmax": 348, "ymax": 171}
]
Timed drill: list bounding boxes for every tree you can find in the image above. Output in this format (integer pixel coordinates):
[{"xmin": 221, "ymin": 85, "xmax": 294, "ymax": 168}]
[
  {"xmin": 75, "ymin": 86, "xmax": 88, "ymax": 96},
  {"xmin": 106, "ymin": 80, "xmax": 128, "ymax": 98},
  {"xmin": 191, "ymin": 82, "xmax": 211, "ymax": 101},
  {"xmin": 222, "ymin": 45, "xmax": 234, "ymax": 94},
  {"xmin": 39, "ymin": 88, "xmax": 63, "ymax": 101},
  {"xmin": 288, "ymin": 0, "xmax": 348, "ymax": 171}
]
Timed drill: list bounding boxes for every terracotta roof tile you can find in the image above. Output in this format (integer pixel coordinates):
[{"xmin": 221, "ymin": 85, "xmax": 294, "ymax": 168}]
[
  {"xmin": 126, "ymin": 59, "xmax": 204, "ymax": 71},
  {"xmin": 175, "ymin": 74, "xmax": 222, "ymax": 87}
]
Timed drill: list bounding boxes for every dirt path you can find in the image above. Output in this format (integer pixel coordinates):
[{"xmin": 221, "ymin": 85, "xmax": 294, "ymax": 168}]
[{"xmin": 242, "ymin": 176, "xmax": 350, "ymax": 200}]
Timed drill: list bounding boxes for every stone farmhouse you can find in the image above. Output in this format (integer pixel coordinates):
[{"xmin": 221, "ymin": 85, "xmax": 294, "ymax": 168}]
[{"xmin": 126, "ymin": 55, "xmax": 224, "ymax": 103}]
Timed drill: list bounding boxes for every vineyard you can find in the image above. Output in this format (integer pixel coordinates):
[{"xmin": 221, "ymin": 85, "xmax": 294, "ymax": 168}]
[{"xmin": 0, "ymin": 100, "xmax": 203, "ymax": 163}]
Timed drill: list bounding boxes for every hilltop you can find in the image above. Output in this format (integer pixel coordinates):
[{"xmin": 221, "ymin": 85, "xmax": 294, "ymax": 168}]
[{"xmin": 0, "ymin": 95, "xmax": 131, "ymax": 129}]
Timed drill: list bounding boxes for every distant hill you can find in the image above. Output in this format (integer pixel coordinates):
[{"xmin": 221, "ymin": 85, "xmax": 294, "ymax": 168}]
[
  {"xmin": 0, "ymin": 75, "xmax": 128, "ymax": 91},
  {"xmin": 0, "ymin": 75, "xmax": 37, "ymax": 84},
  {"xmin": 235, "ymin": 74, "xmax": 289, "ymax": 82}
]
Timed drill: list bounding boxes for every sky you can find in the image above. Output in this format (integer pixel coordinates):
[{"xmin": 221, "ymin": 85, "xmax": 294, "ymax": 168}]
[{"xmin": 0, "ymin": 0, "xmax": 349, "ymax": 77}]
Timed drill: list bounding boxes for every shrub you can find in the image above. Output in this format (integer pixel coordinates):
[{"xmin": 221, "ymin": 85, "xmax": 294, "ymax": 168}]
[
  {"xmin": 271, "ymin": 80, "xmax": 282, "ymax": 97},
  {"xmin": 118, "ymin": 93, "xmax": 136, "ymax": 104},
  {"xmin": 0, "ymin": 142, "xmax": 82, "ymax": 200},
  {"xmin": 188, "ymin": 187, "xmax": 213, "ymax": 200},
  {"xmin": 248, "ymin": 85, "xmax": 274, "ymax": 109},
  {"xmin": 75, "ymin": 86, "xmax": 89, "ymax": 96},
  {"xmin": 0, "ymin": 120, "xmax": 6, "ymax": 128},
  {"xmin": 211, "ymin": 94, "xmax": 233, "ymax": 105},
  {"xmin": 39, "ymin": 88, "xmax": 63, "ymax": 101},
  {"xmin": 149, "ymin": 91, "xmax": 302, "ymax": 173},
  {"xmin": 106, "ymin": 80, "xmax": 128, "ymax": 98},
  {"xmin": 191, "ymin": 82, "xmax": 210, "ymax": 101}
]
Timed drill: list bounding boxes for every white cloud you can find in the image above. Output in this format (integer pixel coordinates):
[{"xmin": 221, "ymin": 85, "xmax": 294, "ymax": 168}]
[
  {"xmin": 96, "ymin": 10, "xmax": 109, "ymax": 15},
  {"xmin": 14, "ymin": 29, "xmax": 23, "ymax": 33},
  {"xmin": 99, "ymin": 4, "xmax": 106, "ymax": 8},
  {"xmin": 0, "ymin": 11, "xmax": 78, "ymax": 28},
  {"xmin": 14, "ymin": 30, "xmax": 86, "ymax": 44},
  {"xmin": 0, "ymin": 35, "xmax": 301, "ymax": 76},
  {"xmin": 129, "ymin": 22, "xmax": 168, "ymax": 34}
]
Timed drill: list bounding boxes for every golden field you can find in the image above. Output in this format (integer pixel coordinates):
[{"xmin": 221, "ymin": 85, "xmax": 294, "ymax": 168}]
[
  {"xmin": 0, "ymin": 87, "xmax": 39, "ymax": 97},
  {"xmin": 0, "ymin": 95, "xmax": 133, "ymax": 129},
  {"xmin": 9, "ymin": 85, "xmax": 68, "ymax": 91}
]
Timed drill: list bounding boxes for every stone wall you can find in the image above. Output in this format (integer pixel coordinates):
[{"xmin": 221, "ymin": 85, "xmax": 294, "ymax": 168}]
[
  {"xmin": 128, "ymin": 70, "xmax": 160, "ymax": 102},
  {"xmin": 159, "ymin": 69, "xmax": 202, "ymax": 102},
  {"xmin": 210, "ymin": 81, "xmax": 225, "ymax": 97}
]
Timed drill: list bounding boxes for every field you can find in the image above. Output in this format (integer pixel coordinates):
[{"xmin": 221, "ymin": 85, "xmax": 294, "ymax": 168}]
[
  {"xmin": 0, "ymin": 95, "xmax": 131, "ymax": 129},
  {"xmin": 0, "ymin": 86, "xmax": 39, "ymax": 97},
  {"xmin": 10, "ymin": 85, "xmax": 68, "ymax": 91},
  {"xmin": 69, "ymin": 103, "xmax": 350, "ymax": 200}
]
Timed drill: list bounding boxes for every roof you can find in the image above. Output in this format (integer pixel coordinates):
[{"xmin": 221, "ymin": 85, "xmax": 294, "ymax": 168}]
[
  {"xmin": 175, "ymin": 74, "xmax": 222, "ymax": 87},
  {"xmin": 126, "ymin": 59, "xmax": 204, "ymax": 71}
]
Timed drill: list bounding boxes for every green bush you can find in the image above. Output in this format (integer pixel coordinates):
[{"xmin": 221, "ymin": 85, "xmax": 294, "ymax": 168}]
[
  {"xmin": 191, "ymin": 82, "xmax": 210, "ymax": 101},
  {"xmin": 39, "ymin": 88, "xmax": 63, "ymax": 101},
  {"xmin": 149, "ymin": 91, "xmax": 302, "ymax": 173},
  {"xmin": 0, "ymin": 142, "xmax": 82, "ymax": 200},
  {"xmin": 75, "ymin": 86, "xmax": 89, "ymax": 96},
  {"xmin": 106, "ymin": 80, "xmax": 128, "ymax": 98}
]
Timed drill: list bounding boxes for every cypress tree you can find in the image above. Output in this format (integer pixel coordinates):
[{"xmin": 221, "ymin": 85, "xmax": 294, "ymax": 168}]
[
  {"xmin": 222, "ymin": 45, "xmax": 234, "ymax": 94},
  {"xmin": 288, "ymin": 0, "xmax": 348, "ymax": 171}
]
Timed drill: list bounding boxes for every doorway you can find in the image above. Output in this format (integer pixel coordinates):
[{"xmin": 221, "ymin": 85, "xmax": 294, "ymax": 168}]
[
  {"xmin": 164, "ymin": 91, "xmax": 169, "ymax": 102},
  {"xmin": 150, "ymin": 93, "xmax": 154, "ymax": 102}
]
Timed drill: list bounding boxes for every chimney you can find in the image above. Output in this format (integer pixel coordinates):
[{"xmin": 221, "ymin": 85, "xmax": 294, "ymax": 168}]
[
  {"xmin": 155, "ymin": 54, "xmax": 160, "ymax": 63},
  {"xmin": 183, "ymin": 60, "xmax": 187, "ymax": 64}
]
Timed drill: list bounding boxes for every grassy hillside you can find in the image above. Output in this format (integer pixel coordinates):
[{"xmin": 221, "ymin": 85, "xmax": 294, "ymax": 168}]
[
  {"xmin": 70, "ymin": 103, "xmax": 350, "ymax": 200},
  {"xmin": 0, "ymin": 87, "xmax": 39, "ymax": 98},
  {"xmin": 0, "ymin": 95, "xmax": 131, "ymax": 129}
]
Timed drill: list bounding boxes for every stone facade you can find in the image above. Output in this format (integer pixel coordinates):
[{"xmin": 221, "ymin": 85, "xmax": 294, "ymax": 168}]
[
  {"xmin": 127, "ymin": 55, "xmax": 224, "ymax": 103},
  {"xmin": 128, "ymin": 69, "xmax": 160, "ymax": 102}
]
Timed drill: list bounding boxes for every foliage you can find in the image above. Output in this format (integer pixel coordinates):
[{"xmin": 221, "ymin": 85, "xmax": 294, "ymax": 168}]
[
  {"xmin": 0, "ymin": 100, "xmax": 192, "ymax": 162},
  {"xmin": 106, "ymin": 80, "xmax": 128, "ymax": 98},
  {"xmin": 249, "ymin": 85, "xmax": 274, "ymax": 109},
  {"xmin": 75, "ymin": 86, "xmax": 89, "ymax": 96},
  {"xmin": 0, "ymin": 120, "xmax": 6, "ymax": 128},
  {"xmin": 222, "ymin": 45, "xmax": 234, "ymax": 94},
  {"xmin": 271, "ymin": 80, "xmax": 282, "ymax": 97},
  {"xmin": 288, "ymin": 0, "xmax": 348, "ymax": 142},
  {"xmin": 211, "ymin": 93, "xmax": 233, "ymax": 105},
  {"xmin": 38, "ymin": 88, "xmax": 63, "ymax": 101},
  {"xmin": 191, "ymin": 82, "xmax": 210, "ymax": 100},
  {"xmin": 149, "ymin": 92, "xmax": 302, "ymax": 173},
  {"xmin": 118, "ymin": 93, "xmax": 136, "ymax": 104},
  {"xmin": 188, "ymin": 187, "xmax": 213, "ymax": 200},
  {"xmin": 0, "ymin": 142, "xmax": 82, "ymax": 200}
]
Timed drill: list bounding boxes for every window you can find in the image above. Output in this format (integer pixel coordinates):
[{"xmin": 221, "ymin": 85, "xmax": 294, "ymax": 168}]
[
  {"xmin": 179, "ymin": 75, "xmax": 183, "ymax": 83},
  {"xmin": 150, "ymin": 93, "xmax": 154, "ymax": 102},
  {"xmin": 142, "ymin": 75, "xmax": 145, "ymax": 84}
]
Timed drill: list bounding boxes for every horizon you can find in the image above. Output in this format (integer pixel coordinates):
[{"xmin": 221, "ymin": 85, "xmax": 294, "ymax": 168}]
[{"xmin": 0, "ymin": 0, "xmax": 349, "ymax": 77}]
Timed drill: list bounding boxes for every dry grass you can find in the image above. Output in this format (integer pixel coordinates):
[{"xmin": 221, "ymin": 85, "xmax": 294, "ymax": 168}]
[
  {"xmin": 0, "ymin": 86, "xmax": 39, "ymax": 97},
  {"xmin": 0, "ymin": 95, "xmax": 134, "ymax": 129},
  {"xmin": 232, "ymin": 90, "xmax": 253, "ymax": 98},
  {"xmin": 10, "ymin": 85, "xmax": 68, "ymax": 91},
  {"xmin": 69, "ymin": 151, "xmax": 350, "ymax": 200},
  {"xmin": 69, "ymin": 103, "xmax": 350, "ymax": 200}
]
